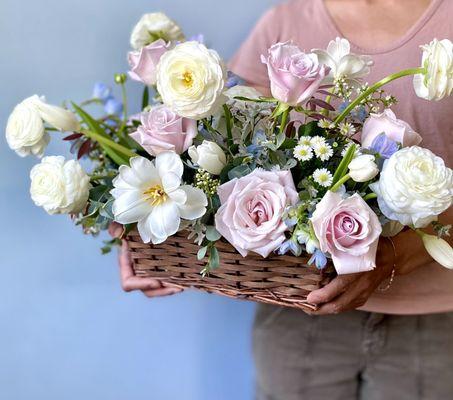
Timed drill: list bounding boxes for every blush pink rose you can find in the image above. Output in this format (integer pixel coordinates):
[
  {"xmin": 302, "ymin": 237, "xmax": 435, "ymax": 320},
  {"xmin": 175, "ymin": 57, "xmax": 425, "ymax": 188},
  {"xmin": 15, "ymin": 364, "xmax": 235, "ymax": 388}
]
[
  {"xmin": 215, "ymin": 169, "xmax": 299, "ymax": 258},
  {"xmin": 261, "ymin": 42, "xmax": 329, "ymax": 106},
  {"xmin": 127, "ymin": 39, "xmax": 169, "ymax": 86},
  {"xmin": 361, "ymin": 109, "xmax": 422, "ymax": 148},
  {"xmin": 130, "ymin": 105, "xmax": 197, "ymax": 156},
  {"xmin": 311, "ymin": 191, "xmax": 382, "ymax": 274}
]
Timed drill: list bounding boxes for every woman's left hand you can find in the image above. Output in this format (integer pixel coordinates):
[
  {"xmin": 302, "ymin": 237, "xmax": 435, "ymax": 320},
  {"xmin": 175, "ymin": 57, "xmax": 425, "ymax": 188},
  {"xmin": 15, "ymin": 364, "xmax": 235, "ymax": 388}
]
[{"xmin": 306, "ymin": 238, "xmax": 397, "ymax": 315}]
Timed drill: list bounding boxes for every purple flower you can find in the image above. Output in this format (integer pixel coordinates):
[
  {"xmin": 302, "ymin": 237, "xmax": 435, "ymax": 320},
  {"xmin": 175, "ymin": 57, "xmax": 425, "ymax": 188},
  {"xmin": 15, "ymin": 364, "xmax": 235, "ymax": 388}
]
[
  {"xmin": 189, "ymin": 34, "xmax": 205, "ymax": 44},
  {"xmin": 369, "ymin": 133, "xmax": 399, "ymax": 159},
  {"xmin": 104, "ymin": 97, "xmax": 123, "ymax": 116},
  {"xmin": 278, "ymin": 239, "xmax": 302, "ymax": 257},
  {"xmin": 308, "ymin": 249, "xmax": 328, "ymax": 270},
  {"xmin": 226, "ymin": 71, "xmax": 244, "ymax": 88},
  {"xmin": 92, "ymin": 82, "xmax": 112, "ymax": 102}
]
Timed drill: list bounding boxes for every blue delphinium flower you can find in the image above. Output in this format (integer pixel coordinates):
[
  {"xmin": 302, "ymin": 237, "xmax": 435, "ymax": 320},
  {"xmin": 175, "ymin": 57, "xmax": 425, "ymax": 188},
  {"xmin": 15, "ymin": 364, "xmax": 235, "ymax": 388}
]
[
  {"xmin": 92, "ymin": 82, "xmax": 112, "ymax": 102},
  {"xmin": 308, "ymin": 250, "xmax": 328, "ymax": 270},
  {"xmin": 189, "ymin": 33, "xmax": 205, "ymax": 44},
  {"xmin": 339, "ymin": 101, "xmax": 367, "ymax": 122},
  {"xmin": 104, "ymin": 97, "xmax": 123, "ymax": 116},
  {"xmin": 226, "ymin": 71, "xmax": 245, "ymax": 88},
  {"xmin": 369, "ymin": 133, "xmax": 399, "ymax": 159},
  {"xmin": 278, "ymin": 239, "xmax": 302, "ymax": 257}
]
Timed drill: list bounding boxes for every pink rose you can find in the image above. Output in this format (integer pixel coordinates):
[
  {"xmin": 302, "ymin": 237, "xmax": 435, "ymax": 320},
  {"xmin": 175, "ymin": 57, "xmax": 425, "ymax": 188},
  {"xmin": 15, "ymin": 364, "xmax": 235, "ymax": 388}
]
[
  {"xmin": 261, "ymin": 42, "xmax": 329, "ymax": 106},
  {"xmin": 311, "ymin": 191, "xmax": 382, "ymax": 274},
  {"xmin": 361, "ymin": 109, "xmax": 422, "ymax": 148},
  {"xmin": 127, "ymin": 39, "xmax": 168, "ymax": 86},
  {"xmin": 130, "ymin": 105, "xmax": 197, "ymax": 156},
  {"xmin": 215, "ymin": 169, "xmax": 299, "ymax": 258}
]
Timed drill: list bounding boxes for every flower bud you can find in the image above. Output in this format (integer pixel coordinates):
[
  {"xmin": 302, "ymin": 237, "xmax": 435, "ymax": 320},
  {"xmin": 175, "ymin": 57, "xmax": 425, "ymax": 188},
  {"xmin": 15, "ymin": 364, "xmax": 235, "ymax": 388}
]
[
  {"xmin": 420, "ymin": 232, "xmax": 453, "ymax": 269},
  {"xmin": 189, "ymin": 141, "xmax": 227, "ymax": 175},
  {"xmin": 348, "ymin": 154, "xmax": 379, "ymax": 182}
]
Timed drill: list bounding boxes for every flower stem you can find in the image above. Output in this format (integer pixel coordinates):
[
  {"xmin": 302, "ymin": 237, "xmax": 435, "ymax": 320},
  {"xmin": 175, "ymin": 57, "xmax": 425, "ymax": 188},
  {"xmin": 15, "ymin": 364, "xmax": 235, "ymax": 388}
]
[
  {"xmin": 330, "ymin": 173, "xmax": 351, "ymax": 192},
  {"xmin": 334, "ymin": 67, "xmax": 425, "ymax": 125},
  {"xmin": 363, "ymin": 193, "xmax": 378, "ymax": 201},
  {"xmin": 279, "ymin": 107, "xmax": 290, "ymax": 135}
]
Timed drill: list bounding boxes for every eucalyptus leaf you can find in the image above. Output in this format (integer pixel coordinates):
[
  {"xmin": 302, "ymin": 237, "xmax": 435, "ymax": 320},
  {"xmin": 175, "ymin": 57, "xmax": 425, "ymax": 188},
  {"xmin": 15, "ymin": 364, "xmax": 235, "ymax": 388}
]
[
  {"xmin": 206, "ymin": 226, "xmax": 222, "ymax": 241},
  {"xmin": 209, "ymin": 246, "xmax": 220, "ymax": 270},
  {"xmin": 197, "ymin": 246, "xmax": 208, "ymax": 260}
]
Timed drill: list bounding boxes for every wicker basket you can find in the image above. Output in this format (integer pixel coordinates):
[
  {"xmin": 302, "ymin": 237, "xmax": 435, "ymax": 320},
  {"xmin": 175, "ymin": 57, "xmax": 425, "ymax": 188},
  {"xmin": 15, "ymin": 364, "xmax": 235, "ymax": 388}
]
[{"xmin": 127, "ymin": 230, "xmax": 336, "ymax": 312}]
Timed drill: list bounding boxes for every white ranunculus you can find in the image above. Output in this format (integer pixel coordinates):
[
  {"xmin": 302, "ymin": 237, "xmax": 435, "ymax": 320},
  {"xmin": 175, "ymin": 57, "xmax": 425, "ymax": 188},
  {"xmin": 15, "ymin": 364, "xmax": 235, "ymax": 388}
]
[
  {"xmin": 348, "ymin": 154, "xmax": 379, "ymax": 182},
  {"xmin": 156, "ymin": 41, "xmax": 227, "ymax": 119},
  {"xmin": 130, "ymin": 12, "xmax": 185, "ymax": 50},
  {"xmin": 420, "ymin": 233, "xmax": 453, "ymax": 269},
  {"xmin": 6, "ymin": 99, "xmax": 49, "ymax": 157},
  {"xmin": 188, "ymin": 141, "xmax": 227, "ymax": 175},
  {"xmin": 413, "ymin": 39, "xmax": 453, "ymax": 101},
  {"xmin": 370, "ymin": 146, "xmax": 453, "ymax": 228},
  {"xmin": 111, "ymin": 153, "xmax": 208, "ymax": 244},
  {"xmin": 312, "ymin": 37, "xmax": 373, "ymax": 83},
  {"xmin": 30, "ymin": 156, "xmax": 90, "ymax": 215},
  {"xmin": 6, "ymin": 95, "xmax": 80, "ymax": 158}
]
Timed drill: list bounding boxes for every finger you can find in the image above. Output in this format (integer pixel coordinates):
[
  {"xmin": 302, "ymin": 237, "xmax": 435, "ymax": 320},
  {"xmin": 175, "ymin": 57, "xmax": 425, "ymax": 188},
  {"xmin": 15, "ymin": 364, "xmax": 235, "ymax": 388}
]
[
  {"xmin": 119, "ymin": 241, "xmax": 134, "ymax": 282},
  {"xmin": 313, "ymin": 285, "xmax": 369, "ymax": 315},
  {"xmin": 142, "ymin": 287, "xmax": 183, "ymax": 298},
  {"xmin": 123, "ymin": 277, "xmax": 163, "ymax": 292},
  {"xmin": 109, "ymin": 222, "xmax": 123, "ymax": 238},
  {"xmin": 162, "ymin": 281, "xmax": 184, "ymax": 290},
  {"xmin": 307, "ymin": 274, "xmax": 358, "ymax": 305}
]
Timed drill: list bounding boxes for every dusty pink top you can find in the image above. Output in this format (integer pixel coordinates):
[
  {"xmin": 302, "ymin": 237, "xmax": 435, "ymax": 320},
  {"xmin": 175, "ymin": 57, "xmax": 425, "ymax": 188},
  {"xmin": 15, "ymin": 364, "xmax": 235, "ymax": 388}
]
[{"xmin": 230, "ymin": 0, "xmax": 453, "ymax": 315}]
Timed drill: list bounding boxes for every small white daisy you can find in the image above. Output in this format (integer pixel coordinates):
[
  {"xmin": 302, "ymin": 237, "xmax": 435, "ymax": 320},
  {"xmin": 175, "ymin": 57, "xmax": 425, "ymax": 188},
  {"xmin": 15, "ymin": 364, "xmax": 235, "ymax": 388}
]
[
  {"xmin": 318, "ymin": 119, "xmax": 335, "ymax": 129},
  {"xmin": 313, "ymin": 142, "xmax": 334, "ymax": 161},
  {"xmin": 310, "ymin": 135, "xmax": 326, "ymax": 147},
  {"xmin": 313, "ymin": 168, "xmax": 333, "ymax": 188},
  {"xmin": 298, "ymin": 136, "xmax": 312, "ymax": 147},
  {"xmin": 294, "ymin": 144, "xmax": 313, "ymax": 162},
  {"xmin": 339, "ymin": 122, "xmax": 356, "ymax": 136}
]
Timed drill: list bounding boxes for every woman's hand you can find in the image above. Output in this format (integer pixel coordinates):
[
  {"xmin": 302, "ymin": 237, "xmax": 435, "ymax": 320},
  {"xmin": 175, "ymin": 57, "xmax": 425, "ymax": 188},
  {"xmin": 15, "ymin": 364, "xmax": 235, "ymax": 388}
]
[{"xmin": 110, "ymin": 223, "xmax": 183, "ymax": 298}]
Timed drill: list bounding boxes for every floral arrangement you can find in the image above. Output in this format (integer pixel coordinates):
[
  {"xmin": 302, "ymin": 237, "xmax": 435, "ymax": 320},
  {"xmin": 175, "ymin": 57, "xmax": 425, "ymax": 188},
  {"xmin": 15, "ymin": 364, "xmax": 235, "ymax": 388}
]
[{"xmin": 6, "ymin": 12, "xmax": 453, "ymax": 277}]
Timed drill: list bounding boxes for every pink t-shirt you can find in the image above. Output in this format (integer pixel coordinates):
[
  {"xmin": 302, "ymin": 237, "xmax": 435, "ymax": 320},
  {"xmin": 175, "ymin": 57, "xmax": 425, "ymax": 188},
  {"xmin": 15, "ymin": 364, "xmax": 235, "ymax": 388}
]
[{"xmin": 229, "ymin": 0, "xmax": 453, "ymax": 315}]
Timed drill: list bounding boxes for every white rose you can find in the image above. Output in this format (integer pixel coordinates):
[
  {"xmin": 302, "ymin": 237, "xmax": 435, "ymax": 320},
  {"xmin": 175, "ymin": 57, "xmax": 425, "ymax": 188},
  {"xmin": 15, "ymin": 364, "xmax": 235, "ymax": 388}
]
[
  {"xmin": 30, "ymin": 156, "xmax": 91, "ymax": 215},
  {"xmin": 189, "ymin": 141, "xmax": 227, "ymax": 175},
  {"xmin": 348, "ymin": 154, "xmax": 379, "ymax": 182},
  {"xmin": 6, "ymin": 99, "xmax": 49, "ymax": 157},
  {"xmin": 413, "ymin": 39, "xmax": 453, "ymax": 101},
  {"xmin": 130, "ymin": 13, "xmax": 185, "ymax": 50},
  {"xmin": 6, "ymin": 95, "xmax": 80, "ymax": 158},
  {"xmin": 156, "ymin": 41, "xmax": 227, "ymax": 119},
  {"xmin": 370, "ymin": 146, "xmax": 453, "ymax": 228},
  {"xmin": 419, "ymin": 233, "xmax": 453, "ymax": 269}
]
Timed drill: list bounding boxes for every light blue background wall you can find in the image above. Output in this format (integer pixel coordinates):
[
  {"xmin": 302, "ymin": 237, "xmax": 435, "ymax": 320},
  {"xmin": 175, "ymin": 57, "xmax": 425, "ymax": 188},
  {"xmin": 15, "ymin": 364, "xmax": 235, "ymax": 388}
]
[{"xmin": 0, "ymin": 1, "xmax": 282, "ymax": 399}]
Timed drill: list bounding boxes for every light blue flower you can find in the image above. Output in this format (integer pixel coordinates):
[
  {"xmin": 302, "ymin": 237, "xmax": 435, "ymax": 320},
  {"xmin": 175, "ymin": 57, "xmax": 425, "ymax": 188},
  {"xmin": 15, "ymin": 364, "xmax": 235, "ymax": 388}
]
[
  {"xmin": 226, "ymin": 71, "xmax": 245, "ymax": 88},
  {"xmin": 369, "ymin": 133, "xmax": 399, "ymax": 159},
  {"xmin": 278, "ymin": 240, "xmax": 302, "ymax": 257},
  {"xmin": 104, "ymin": 97, "xmax": 123, "ymax": 116},
  {"xmin": 92, "ymin": 82, "xmax": 112, "ymax": 103},
  {"xmin": 308, "ymin": 250, "xmax": 328, "ymax": 270},
  {"xmin": 189, "ymin": 34, "xmax": 205, "ymax": 44}
]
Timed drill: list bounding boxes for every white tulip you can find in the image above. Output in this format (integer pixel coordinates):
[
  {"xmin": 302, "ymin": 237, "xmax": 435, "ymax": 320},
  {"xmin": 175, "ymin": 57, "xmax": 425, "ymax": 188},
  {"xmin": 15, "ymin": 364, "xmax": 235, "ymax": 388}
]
[
  {"xmin": 30, "ymin": 156, "xmax": 90, "ymax": 215},
  {"xmin": 6, "ymin": 99, "xmax": 49, "ymax": 157},
  {"xmin": 31, "ymin": 96, "xmax": 80, "ymax": 132},
  {"xmin": 111, "ymin": 153, "xmax": 208, "ymax": 244},
  {"xmin": 156, "ymin": 41, "xmax": 227, "ymax": 119},
  {"xmin": 189, "ymin": 141, "xmax": 227, "ymax": 175},
  {"xmin": 413, "ymin": 39, "xmax": 453, "ymax": 101},
  {"xmin": 130, "ymin": 12, "xmax": 184, "ymax": 50},
  {"xmin": 348, "ymin": 154, "xmax": 379, "ymax": 182},
  {"xmin": 370, "ymin": 146, "xmax": 453, "ymax": 228},
  {"xmin": 419, "ymin": 232, "xmax": 453, "ymax": 269},
  {"xmin": 312, "ymin": 37, "xmax": 373, "ymax": 83}
]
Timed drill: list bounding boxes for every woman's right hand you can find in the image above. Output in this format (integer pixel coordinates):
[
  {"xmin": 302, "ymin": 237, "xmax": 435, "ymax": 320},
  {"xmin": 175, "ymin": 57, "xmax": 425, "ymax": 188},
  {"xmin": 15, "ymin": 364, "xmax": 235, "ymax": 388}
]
[{"xmin": 110, "ymin": 223, "xmax": 183, "ymax": 298}]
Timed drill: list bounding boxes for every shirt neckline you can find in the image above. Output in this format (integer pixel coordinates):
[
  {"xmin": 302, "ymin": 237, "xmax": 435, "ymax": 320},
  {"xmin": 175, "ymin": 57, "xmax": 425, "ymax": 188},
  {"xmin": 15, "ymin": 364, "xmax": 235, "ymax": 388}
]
[{"xmin": 317, "ymin": 0, "xmax": 444, "ymax": 55}]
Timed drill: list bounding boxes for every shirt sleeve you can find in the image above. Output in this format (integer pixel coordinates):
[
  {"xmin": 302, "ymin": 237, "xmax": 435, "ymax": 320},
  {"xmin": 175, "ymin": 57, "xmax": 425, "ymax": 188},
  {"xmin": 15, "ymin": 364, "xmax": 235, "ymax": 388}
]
[{"xmin": 228, "ymin": 7, "xmax": 280, "ymax": 89}]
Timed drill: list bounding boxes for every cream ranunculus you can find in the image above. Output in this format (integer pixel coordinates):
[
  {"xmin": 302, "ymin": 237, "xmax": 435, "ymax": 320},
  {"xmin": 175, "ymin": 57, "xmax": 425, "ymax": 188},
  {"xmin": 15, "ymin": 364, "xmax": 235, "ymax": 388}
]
[
  {"xmin": 156, "ymin": 41, "xmax": 227, "ymax": 119},
  {"xmin": 188, "ymin": 141, "xmax": 227, "ymax": 175},
  {"xmin": 348, "ymin": 154, "xmax": 379, "ymax": 183},
  {"xmin": 413, "ymin": 39, "xmax": 453, "ymax": 101},
  {"xmin": 30, "ymin": 156, "xmax": 90, "ymax": 215},
  {"xmin": 6, "ymin": 95, "xmax": 80, "ymax": 158},
  {"xmin": 111, "ymin": 153, "xmax": 208, "ymax": 244},
  {"xmin": 370, "ymin": 146, "xmax": 453, "ymax": 228},
  {"xmin": 130, "ymin": 12, "xmax": 185, "ymax": 50},
  {"xmin": 419, "ymin": 233, "xmax": 453, "ymax": 269}
]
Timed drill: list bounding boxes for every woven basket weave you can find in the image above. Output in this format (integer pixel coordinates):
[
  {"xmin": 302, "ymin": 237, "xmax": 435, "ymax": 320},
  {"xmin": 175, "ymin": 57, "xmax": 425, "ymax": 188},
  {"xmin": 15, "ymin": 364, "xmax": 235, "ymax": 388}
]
[{"xmin": 127, "ymin": 230, "xmax": 336, "ymax": 312}]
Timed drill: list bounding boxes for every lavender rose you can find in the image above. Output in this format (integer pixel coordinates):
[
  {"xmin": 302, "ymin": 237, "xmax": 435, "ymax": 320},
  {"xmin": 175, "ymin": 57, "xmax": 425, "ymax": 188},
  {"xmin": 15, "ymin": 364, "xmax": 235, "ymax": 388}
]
[
  {"xmin": 261, "ymin": 42, "xmax": 329, "ymax": 106},
  {"xmin": 130, "ymin": 105, "xmax": 197, "ymax": 156},
  {"xmin": 127, "ymin": 39, "xmax": 169, "ymax": 86},
  {"xmin": 215, "ymin": 169, "xmax": 299, "ymax": 257},
  {"xmin": 311, "ymin": 191, "xmax": 382, "ymax": 274}
]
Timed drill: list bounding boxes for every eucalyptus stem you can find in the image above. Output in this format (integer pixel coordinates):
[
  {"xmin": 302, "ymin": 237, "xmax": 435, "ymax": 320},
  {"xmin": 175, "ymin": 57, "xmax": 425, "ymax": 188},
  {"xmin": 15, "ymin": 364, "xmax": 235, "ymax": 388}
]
[{"xmin": 334, "ymin": 67, "xmax": 425, "ymax": 125}]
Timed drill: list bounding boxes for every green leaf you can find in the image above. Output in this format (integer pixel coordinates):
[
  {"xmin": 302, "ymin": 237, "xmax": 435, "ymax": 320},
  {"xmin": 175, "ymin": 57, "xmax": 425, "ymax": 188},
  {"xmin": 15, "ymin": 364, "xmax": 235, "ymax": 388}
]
[
  {"xmin": 209, "ymin": 246, "xmax": 220, "ymax": 270},
  {"xmin": 223, "ymin": 104, "xmax": 234, "ymax": 148},
  {"xmin": 206, "ymin": 226, "xmax": 222, "ymax": 242},
  {"xmin": 71, "ymin": 103, "xmax": 109, "ymax": 139},
  {"xmin": 272, "ymin": 102, "xmax": 290, "ymax": 118},
  {"xmin": 99, "ymin": 199, "xmax": 114, "ymax": 219},
  {"xmin": 298, "ymin": 121, "xmax": 319, "ymax": 137},
  {"xmin": 332, "ymin": 144, "xmax": 357, "ymax": 185},
  {"xmin": 102, "ymin": 143, "xmax": 130, "ymax": 166},
  {"xmin": 142, "ymin": 86, "xmax": 150, "ymax": 110},
  {"xmin": 197, "ymin": 246, "xmax": 208, "ymax": 260},
  {"xmin": 228, "ymin": 164, "xmax": 252, "ymax": 180},
  {"xmin": 280, "ymin": 138, "xmax": 298, "ymax": 150}
]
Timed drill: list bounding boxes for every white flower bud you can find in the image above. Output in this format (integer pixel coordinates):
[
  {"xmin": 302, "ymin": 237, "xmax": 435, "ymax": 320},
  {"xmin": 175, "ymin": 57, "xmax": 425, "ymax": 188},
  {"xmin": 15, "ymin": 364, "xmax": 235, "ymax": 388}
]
[
  {"xmin": 189, "ymin": 141, "xmax": 227, "ymax": 175},
  {"xmin": 420, "ymin": 233, "xmax": 453, "ymax": 269},
  {"xmin": 348, "ymin": 154, "xmax": 379, "ymax": 182}
]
